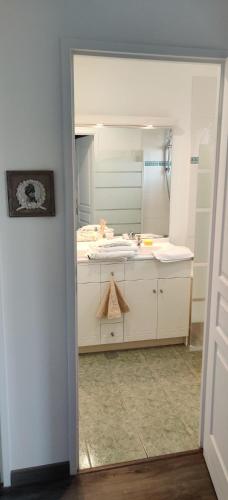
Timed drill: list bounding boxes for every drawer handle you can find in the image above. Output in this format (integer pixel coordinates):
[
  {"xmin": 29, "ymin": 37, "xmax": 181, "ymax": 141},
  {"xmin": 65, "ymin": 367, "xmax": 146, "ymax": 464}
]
[
  {"xmin": 110, "ymin": 331, "xmax": 115, "ymax": 337},
  {"xmin": 153, "ymin": 289, "xmax": 156, "ymax": 294},
  {"xmin": 160, "ymin": 289, "xmax": 163, "ymax": 294}
]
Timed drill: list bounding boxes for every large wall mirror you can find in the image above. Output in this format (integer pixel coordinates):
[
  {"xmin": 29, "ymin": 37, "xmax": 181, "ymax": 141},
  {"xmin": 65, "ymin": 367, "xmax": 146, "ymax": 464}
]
[{"xmin": 75, "ymin": 126, "xmax": 172, "ymax": 236}]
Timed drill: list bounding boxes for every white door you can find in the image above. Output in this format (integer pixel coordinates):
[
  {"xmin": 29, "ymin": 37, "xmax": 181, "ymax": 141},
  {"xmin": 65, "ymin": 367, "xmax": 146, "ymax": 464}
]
[
  {"xmin": 157, "ymin": 278, "xmax": 191, "ymax": 339},
  {"xmin": 203, "ymin": 61, "xmax": 228, "ymax": 499},
  {"xmin": 76, "ymin": 136, "xmax": 93, "ymax": 226},
  {"xmin": 124, "ymin": 279, "xmax": 157, "ymax": 341},
  {"xmin": 78, "ymin": 283, "xmax": 101, "ymax": 346}
]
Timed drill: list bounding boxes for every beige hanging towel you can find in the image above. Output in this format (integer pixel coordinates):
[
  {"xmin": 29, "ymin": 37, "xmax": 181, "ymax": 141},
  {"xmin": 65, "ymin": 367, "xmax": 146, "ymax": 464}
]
[{"xmin": 96, "ymin": 276, "xmax": 130, "ymax": 320}]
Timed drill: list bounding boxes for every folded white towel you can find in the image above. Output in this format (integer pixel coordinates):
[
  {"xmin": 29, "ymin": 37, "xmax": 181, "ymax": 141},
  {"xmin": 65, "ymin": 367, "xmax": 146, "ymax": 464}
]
[
  {"xmin": 87, "ymin": 250, "xmax": 136, "ymax": 261},
  {"xmin": 79, "ymin": 224, "xmax": 99, "ymax": 232},
  {"xmin": 97, "ymin": 239, "xmax": 133, "ymax": 248},
  {"xmin": 152, "ymin": 244, "xmax": 193, "ymax": 262},
  {"xmin": 96, "ymin": 245, "xmax": 138, "ymax": 253}
]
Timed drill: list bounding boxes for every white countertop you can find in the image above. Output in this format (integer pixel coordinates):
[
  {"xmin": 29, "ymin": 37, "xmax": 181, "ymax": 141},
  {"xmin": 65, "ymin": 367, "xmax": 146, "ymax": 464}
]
[{"xmin": 76, "ymin": 238, "xmax": 194, "ymax": 264}]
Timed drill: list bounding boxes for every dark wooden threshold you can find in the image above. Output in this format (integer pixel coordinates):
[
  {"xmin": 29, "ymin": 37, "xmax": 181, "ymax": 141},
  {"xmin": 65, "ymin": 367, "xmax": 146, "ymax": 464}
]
[{"xmin": 79, "ymin": 447, "xmax": 202, "ymax": 474}]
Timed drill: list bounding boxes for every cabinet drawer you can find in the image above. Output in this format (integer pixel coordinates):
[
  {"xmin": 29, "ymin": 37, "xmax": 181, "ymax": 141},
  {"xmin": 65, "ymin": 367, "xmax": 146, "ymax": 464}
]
[
  {"xmin": 157, "ymin": 260, "xmax": 193, "ymax": 278},
  {"xmin": 101, "ymin": 323, "xmax": 124, "ymax": 344},
  {"xmin": 77, "ymin": 263, "xmax": 100, "ymax": 284},
  {"xmin": 125, "ymin": 260, "xmax": 158, "ymax": 280},
  {"xmin": 101, "ymin": 263, "xmax": 124, "ymax": 282}
]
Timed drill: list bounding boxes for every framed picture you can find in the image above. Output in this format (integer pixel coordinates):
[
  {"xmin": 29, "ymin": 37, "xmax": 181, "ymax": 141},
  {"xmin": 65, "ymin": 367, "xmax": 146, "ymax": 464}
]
[{"xmin": 6, "ymin": 170, "xmax": 55, "ymax": 217}]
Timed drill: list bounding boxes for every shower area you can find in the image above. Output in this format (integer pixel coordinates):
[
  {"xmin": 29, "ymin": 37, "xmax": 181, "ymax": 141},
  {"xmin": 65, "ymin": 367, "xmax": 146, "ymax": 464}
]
[{"xmin": 141, "ymin": 128, "xmax": 172, "ymax": 236}]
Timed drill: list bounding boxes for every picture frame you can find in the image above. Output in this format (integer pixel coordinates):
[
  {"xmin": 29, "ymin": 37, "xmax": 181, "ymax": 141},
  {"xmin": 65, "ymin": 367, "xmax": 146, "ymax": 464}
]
[{"xmin": 6, "ymin": 170, "xmax": 56, "ymax": 217}]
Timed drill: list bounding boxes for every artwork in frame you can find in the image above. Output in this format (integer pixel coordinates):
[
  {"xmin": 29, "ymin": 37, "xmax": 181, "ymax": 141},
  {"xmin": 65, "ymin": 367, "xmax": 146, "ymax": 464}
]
[{"xmin": 6, "ymin": 170, "xmax": 55, "ymax": 217}]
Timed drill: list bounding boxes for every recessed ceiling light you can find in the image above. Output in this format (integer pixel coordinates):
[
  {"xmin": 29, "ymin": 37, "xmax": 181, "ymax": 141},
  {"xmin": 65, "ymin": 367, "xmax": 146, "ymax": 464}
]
[
  {"xmin": 142, "ymin": 124, "xmax": 154, "ymax": 129},
  {"xmin": 95, "ymin": 123, "xmax": 104, "ymax": 128}
]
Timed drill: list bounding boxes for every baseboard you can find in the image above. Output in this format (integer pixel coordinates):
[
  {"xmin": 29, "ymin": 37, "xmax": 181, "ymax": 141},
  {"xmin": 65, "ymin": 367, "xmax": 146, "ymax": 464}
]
[
  {"xmin": 189, "ymin": 345, "xmax": 203, "ymax": 352},
  {"xmin": 79, "ymin": 336, "xmax": 186, "ymax": 354},
  {"xmin": 11, "ymin": 461, "xmax": 70, "ymax": 487}
]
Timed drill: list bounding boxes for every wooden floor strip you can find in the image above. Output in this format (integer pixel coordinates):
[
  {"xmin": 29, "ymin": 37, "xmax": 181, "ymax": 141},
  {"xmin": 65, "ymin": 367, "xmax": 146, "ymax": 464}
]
[
  {"xmin": 0, "ymin": 451, "xmax": 217, "ymax": 499},
  {"xmin": 72, "ymin": 451, "xmax": 217, "ymax": 500}
]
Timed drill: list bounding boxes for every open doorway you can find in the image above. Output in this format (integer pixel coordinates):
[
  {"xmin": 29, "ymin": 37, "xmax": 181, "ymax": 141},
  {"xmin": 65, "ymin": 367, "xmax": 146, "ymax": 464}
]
[{"xmin": 73, "ymin": 55, "xmax": 221, "ymax": 469}]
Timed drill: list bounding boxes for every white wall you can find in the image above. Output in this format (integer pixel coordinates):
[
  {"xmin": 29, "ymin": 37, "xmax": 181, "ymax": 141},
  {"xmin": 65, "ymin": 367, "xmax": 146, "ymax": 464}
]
[
  {"xmin": 0, "ymin": 0, "xmax": 228, "ymax": 487},
  {"xmin": 188, "ymin": 76, "xmax": 219, "ymax": 323},
  {"xmin": 66, "ymin": 0, "xmax": 228, "ymax": 53},
  {"xmin": 74, "ymin": 56, "xmax": 219, "ymax": 123},
  {"xmin": 0, "ymin": 0, "xmax": 68, "ymax": 482}
]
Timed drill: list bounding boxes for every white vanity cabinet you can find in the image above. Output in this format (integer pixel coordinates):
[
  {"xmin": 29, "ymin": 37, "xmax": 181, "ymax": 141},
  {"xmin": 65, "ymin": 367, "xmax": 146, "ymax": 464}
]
[{"xmin": 77, "ymin": 259, "xmax": 192, "ymax": 351}]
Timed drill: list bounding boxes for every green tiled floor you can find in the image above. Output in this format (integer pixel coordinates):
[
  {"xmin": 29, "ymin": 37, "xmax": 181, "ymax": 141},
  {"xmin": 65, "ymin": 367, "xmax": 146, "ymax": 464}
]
[{"xmin": 79, "ymin": 345, "xmax": 202, "ymax": 469}]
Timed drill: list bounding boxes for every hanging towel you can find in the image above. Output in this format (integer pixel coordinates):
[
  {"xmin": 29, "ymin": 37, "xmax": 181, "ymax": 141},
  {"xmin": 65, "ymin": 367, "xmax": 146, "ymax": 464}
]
[{"xmin": 96, "ymin": 277, "xmax": 130, "ymax": 320}]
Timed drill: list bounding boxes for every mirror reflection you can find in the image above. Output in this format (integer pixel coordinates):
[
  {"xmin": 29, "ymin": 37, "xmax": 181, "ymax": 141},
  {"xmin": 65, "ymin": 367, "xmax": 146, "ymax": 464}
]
[{"xmin": 75, "ymin": 126, "xmax": 172, "ymax": 237}]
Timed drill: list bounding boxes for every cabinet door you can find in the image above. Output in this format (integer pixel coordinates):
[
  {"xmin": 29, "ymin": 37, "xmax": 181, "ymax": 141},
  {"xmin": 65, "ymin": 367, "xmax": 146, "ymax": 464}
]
[
  {"xmin": 157, "ymin": 278, "xmax": 191, "ymax": 339},
  {"xmin": 77, "ymin": 283, "xmax": 101, "ymax": 346},
  {"xmin": 124, "ymin": 280, "xmax": 157, "ymax": 342}
]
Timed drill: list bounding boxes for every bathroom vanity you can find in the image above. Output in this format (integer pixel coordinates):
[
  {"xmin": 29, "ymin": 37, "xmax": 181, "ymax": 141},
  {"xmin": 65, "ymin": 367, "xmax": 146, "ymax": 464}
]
[
  {"xmin": 75, "ymin": 126, "xmax": 193, "ymax": 352},
  {"xmin": 77, "ymin": 256, "xmax": 192, "ymax": 352}
]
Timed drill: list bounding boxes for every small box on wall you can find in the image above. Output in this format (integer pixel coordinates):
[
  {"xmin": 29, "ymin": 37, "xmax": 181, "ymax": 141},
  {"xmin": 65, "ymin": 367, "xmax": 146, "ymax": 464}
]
[{"xmin": 6, "ymin": 170, "xmax": 55, "ymax": 217}]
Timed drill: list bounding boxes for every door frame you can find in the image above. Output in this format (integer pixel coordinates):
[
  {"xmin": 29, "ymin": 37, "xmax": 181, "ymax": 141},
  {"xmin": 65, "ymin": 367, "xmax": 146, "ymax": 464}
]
[
  {"xmin": 0, "ymin": 264, "xmax": 11, "ymax": 486},
  {"xmin": 60, "ymin": 37, "xmax": 226, "ymax": 474}
]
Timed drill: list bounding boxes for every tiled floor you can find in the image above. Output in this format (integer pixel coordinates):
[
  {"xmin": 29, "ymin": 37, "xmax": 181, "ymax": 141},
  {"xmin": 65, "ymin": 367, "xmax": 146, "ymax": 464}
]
[{"xmin": 79, "ymin": 345, "xmax": 202, "ymax": 469}]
